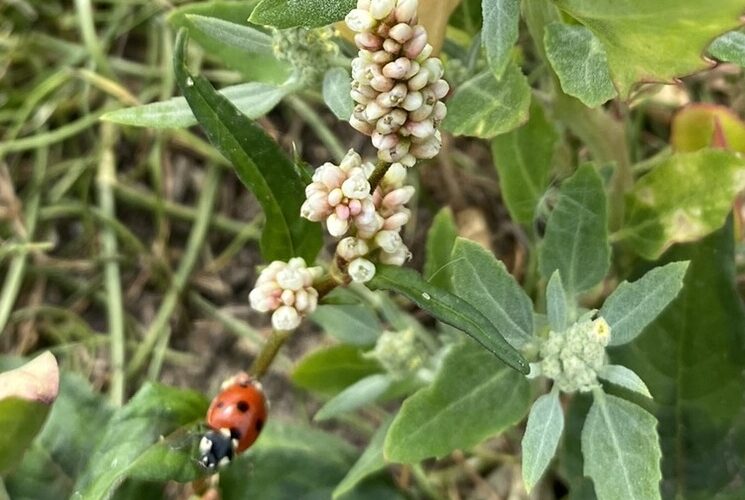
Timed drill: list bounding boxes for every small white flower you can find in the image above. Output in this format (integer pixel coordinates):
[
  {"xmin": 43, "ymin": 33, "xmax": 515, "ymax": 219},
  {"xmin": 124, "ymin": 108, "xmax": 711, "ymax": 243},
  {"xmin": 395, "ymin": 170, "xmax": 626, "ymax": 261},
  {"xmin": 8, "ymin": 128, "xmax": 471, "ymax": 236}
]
[
  {"xmin": 272, "ymin": 305, "xmax": 301, "ymax": 331},
  {"xmin": 346, "ymin": 9, "xmax": 375, "ymax": 32},
  {"xmin": 349, "ymin": 258, "xmax": 376, "ymax": 283}
]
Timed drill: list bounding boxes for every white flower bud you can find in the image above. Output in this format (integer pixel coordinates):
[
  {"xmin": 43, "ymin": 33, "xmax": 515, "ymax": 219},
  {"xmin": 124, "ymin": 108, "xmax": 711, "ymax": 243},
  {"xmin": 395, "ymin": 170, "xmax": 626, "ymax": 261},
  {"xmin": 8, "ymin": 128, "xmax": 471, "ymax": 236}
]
[
  {"xmin": 394, "ymin": 0, "xmax": 418, "ymax": 23},
  {"xmin": 403, "ymin": 26, "xmax": 427, "ymax": 58},
  {"xmin": 382, "ymin": 38, "xmax": 401, "ymax": 54},
  {"xmin": 364, "ymin": 101, "xmax": 388, "ymax": 121},
  {"xmin": 371, "ymin": 49, "xmax": 394, "ymax": 64},
  {"xmin": 415, "ymin": 43, "xmax": 433, "ymax": 63},
  {"xmin": 327, "ymin": 213, "xmax": 350, "ymax": 237},
  {"xmin": 431, "ymin": 100, "xmax": 447, "ymax": 124},
  {"xmin": 357, "ymin": 0, "xmax": 371, "ymax": 8},
  {"xmin": 380, "ymin": 245, "xmax": 411, "ymax": 265},
  {"xmin": 348, "ymin": 258, "xmax": 376, "ymax": 283},
  {"xmin": 388, "ymin": 23, "xmax": 414, "ymax": 43},
  {"xmin": 327, "ymin": 187, "xmax": 344, "ymax": 207},
  {"xmin": 403, "ymin": 60, "xmax": 420, "ymax": 79},
  {"xmin": 405, "ymin": 118, "xmax": 435, "ymax": 138},
  {"xmin": 281, "ymin": 289, "xmax": 295, "ymax": 306},
  {"xmin": 354, "ymin": 32, "xmax": 383, "ymax": 51},
  {"xmin": 370, "ymin": 74, "xmax": 395, "ymax": 92},
  {"xmin": 372, "ymin": 131, "xmax": 399, "ymax": 150},
  {"xmin": 408, "ymin": 102, "xmax": 433, "ymax": 121},
  {"xmin": 383, "ymin": 162, "xmax": 407, "ymax": 187},
  {"xmin": 350, "ymin": 116, "xmax": 374, "ymax": 135},
  {"xmin": 370, "ymin": 0, "xmax": 396, "ymax": 20},
  {"xmin": 377, "ymin": 83, "xmax": 408, "ymax": 107},
  {"xmin": 276, "ymin": 267, "xmax": 304, "ymax": 291},
  {"xmin": 383, "ymin": 185, "xmax": 416, "ymax": 208},
  {"xmin": 401, "ymin": 90, "xmax": 423, "ymax": 111},
  {"xmin": 422, "ymin": 57, "xmax": 444, "ymax": 82},
  {"xmin": 409, "ymin": 132, "xmax": 441, "ymax": 159},
  {"xmin": 346, "ymin": 9, "xmax": 375, "ymax": 32},
  {"xmin": 272, "ymin": 305, "xmax": 301, "ymax": 331},
  {"xmin": 341, "ymin": 172, "xmax": 371, "ymax": 199},
  {"xmin": 336, "ymin": 237, "xmax": 370, "ymax": 261},
  {"xmin": 339, "ymin": 149, "xmax": 362, "ymax": 171},
  {"xmin": 399, "ymin": 153, "xmax": 417, "ymax": 167},
  {"xmin": 375, "ymin": 230, "xmax": 403, "ymax": 253},
  {"xmin": 407, "ymin": 68, "xmax": 430, "ymax": 91},
  {"xmin": 431, "ymin": 79, "xmax": 450, "ymax": 99},
  {"xmin": 383, "ymin": 210, "xmax": 410, "ymax": 230},
  {"xmin": 378, "ymin": 138, "xmax": 410, "ymax": 162}
]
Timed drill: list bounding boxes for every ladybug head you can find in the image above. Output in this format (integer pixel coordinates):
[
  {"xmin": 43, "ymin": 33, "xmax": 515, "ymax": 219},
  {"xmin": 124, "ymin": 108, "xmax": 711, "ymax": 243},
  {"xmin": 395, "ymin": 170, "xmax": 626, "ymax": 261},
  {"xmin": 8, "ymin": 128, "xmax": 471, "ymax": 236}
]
[{"xmin": 198, "ymin": 428, "xmax": 237, "ymax": 470}]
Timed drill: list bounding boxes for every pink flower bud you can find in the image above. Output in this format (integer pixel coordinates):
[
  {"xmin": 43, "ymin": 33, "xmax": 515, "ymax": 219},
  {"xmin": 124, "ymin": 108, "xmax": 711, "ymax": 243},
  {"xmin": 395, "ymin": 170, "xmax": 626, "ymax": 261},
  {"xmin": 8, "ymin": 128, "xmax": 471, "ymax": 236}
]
[
  {"xmin": 355, "ymin": 32, "xmax": 383, "ymax": 51},
  {"xmin": 383, "ymin": 38, "xmax": 401, "ymax": 54},
  {"xmin": 403, "ymin": 26, "xmax": 427, "ymax": 59},
  {"xmin": 335, "ymin": 204, "xmax": 351, "ymax": 221},
  {"xmin": 394, "ymin": 0, "xmax": 418, "ymax": 24},
  {"xmin": 272, "ymin": 305, "xmax": 301, "ymax": 331},
  {"xmin": 348, "ymin": 198, "xmax": 363, "ymax": 215},
  {"xmin": 372, "ymin": 131, "xmax": 399, "ymax": 150},
  {"xmin": 383, "ymin": 185, "xmax": 416, "ymax": 208},
  {"xmin": 407, "ymin": 68, "xmax": 430, "ymax": 91},
  {"xmin": 384, "ymin": 210, "xmax": 411, "ymax": 230},
  {"xmin": 389, "ymin": 23, "xmax": 414, "ymax": 43},
  {"xmin": 346, "ymin": 9, "xmax": 375, "ymax": 32},
  {"xmin": 383, "ymin": 57, "xmax": 412, "ymax": 79},
  {"xmin": 410, "ymin": 133, "xmax": 441, "ymax": 159},
  {"xmin": 370, "ymin": 0, "xmax": 396, "ymax": 20},
  {"xmin": 370, "ymin": 74, "xmax": 395, "ymax": 92},
  {"xmin": 405, "ymin": 118, "xmax": 434, "ymax": 138}
]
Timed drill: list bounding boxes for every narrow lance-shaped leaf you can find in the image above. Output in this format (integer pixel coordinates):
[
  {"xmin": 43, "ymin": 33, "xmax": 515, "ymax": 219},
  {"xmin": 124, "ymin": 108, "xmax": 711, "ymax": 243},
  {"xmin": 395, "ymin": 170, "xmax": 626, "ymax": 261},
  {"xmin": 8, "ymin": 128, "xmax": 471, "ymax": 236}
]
[
  {"xmin": 322, "ymin": 68, "xmax": 354, "ymax": 121},
  {"xmin": 186, "ymin": 15, "xmax": 274, "ymax": 56},
  {"xmin": 249, "ymin": 0, "xmax": 355, "ymax": 29},
  {"xmin": 539, "ymin": 164, "xmax": 610, "ymax": 296},
  {"xmin": 369, "ymin": 265, "xmax": 529, "ymax": 374},
  {"xmin": 385, "ymin": 342, "xmax": 530, "ymax": 463},
  {"xmin": 314, "ymin": 374, "xmax": 393, "ymax": 421},
  {"xmin": 443, "ymin": 63, "xmax": 530, "ymax": 139},
  {"xmin": 481, "ymin": 0, "xmax": 520, "ymax": 79},
  {"xmin": 423, "ymin": 207, "xmax": 458, "ymax": 290},
  {"xmin": 554, "ymin": 0, "xmax": 744, "ymax": 97},
  {"xmin": 173, "ymin": 30, "xmax": 322, "ymax": 262},
  {"xmin": 598, "ymin": 365, "xmax": 651, "ymax": 398},
  {"xmin": 544, "ymin": 22, "xmax": 617, "ymax": 108},
  {"xmin": 491, "ymin": 100, "xmax": 558, "ymax": 225},
  {"xmin": 546, "ymin": 271, "xmax": 570, "ymax": 332},
  {"xmin": 333, "ymin": 417, "xmax": 393, "ymax": 499},
  {"xmin": 600, "ymin": 261, "xmax": 689, "ymax": 346},
  {"xmin": 581, "ymin": 392, "xmax": 662, "ymax": 500},
  {"xmin": 451, "ymin": 238, "xmax": 534, "ymax": 349},
  {"xmin": 521, "ymin": 390, "xmax": 564, "ymax": 492},
  {"xmin": 102, "ymin": 82, "xmax": 291, "ymax": 129}
]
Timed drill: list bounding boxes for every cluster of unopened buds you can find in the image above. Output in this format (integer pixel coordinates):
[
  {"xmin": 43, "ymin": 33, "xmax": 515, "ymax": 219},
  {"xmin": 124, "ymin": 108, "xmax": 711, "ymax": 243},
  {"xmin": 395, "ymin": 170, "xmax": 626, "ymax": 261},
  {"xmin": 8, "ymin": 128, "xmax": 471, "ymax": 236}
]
[
  {"xmin": 248, "ymin": 258, "xmax": 322, "ymax": 331},
  {"xmin": 346, "ymin": 0, "xmax": 449, "ymax": 164},
  {"xmin": 249, "ymin": 0, "xmax": 446, "ymax": 331}
]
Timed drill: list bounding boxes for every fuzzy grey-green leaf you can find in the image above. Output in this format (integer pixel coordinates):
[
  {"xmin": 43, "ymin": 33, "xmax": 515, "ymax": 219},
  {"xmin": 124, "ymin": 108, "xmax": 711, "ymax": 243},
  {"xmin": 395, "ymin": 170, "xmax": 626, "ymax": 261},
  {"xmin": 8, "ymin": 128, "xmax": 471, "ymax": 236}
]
[
  {"xmin": 322, "ymin": 68, "xmax": 354, "ymax": 121},
  {"xmin": 600, "ymin": 261, "xmax": 689, "ymax": 346},
  {"xmin": 314, "ymin": 374, "xmax": 392, "ymax": 421},
  {"xmin": 598, "ymin": 365, "xmax": 651, "ymax": 398},
  {"xmin": 521, "ymin": 391, "xmax": 564, "ymax": 492},
  {"xmin": 187, "ymin": 15, "xmax": 273, "ymax": 56},
  {"xmin": 546, "ymin": 271, "xmax": 570, "ymax": 332},
  {"xmin": 424, "ymin": 207, "xmax": 458, "ymax": 290},
  {"xmin": 333, "ymin": 417, "xmax": 393, "ymax": 498},
  {"xmin": 451, "ymin": 238, "xmax": 534, "ymax": 349},
  {"xmin": 443, "ymin": 63, "xmax": 530, "ymax": 139},
  {"xmin": 582, "ymin": 393, "xmax": 662, "ymax": 500},
  {"xmin": 310, "ymin": 304, "xmax": 381, "ymax": 346},
  {"xmin": 709, "ymin": 31, "xmax": 745, "ymax": 67},
  {"xmin": 482, "ymin": 0, "xmax": 520, "ymax": 79},
  {"xmin": 544, "ymin": 22, "xmax": 617, "ymax": 108},
  {"xmin": 249, "ymin": 0, "xmax": 355, "ymax": 29}
]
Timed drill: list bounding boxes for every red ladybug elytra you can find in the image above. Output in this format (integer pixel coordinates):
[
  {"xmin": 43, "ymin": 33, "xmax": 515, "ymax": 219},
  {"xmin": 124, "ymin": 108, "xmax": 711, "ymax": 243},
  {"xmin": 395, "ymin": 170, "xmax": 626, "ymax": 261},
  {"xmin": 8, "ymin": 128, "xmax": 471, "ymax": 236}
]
[{"xmin": 198, "ymin": 372, "xmax": 268, "ymax": 469}]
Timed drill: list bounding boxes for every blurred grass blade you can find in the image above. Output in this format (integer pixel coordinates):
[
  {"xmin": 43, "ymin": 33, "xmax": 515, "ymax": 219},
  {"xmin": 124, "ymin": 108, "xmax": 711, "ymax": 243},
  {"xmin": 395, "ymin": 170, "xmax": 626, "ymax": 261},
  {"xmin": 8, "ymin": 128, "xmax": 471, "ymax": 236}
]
[
  {"xmin": 369, "ymin": 265, "xmax": 529, "ymax": 374},
  {"xmin": 173, "ymin": 29, "xmax": 321, "ymax": 262},
  {"xmin": 102, "ymin": 81, "xmax": 291, "ymax": 129}
]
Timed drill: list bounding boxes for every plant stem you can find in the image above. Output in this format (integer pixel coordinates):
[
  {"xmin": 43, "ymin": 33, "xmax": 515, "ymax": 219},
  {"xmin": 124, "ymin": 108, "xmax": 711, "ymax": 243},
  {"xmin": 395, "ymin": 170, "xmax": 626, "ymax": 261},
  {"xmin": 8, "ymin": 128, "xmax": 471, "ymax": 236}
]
[
  {"xmin": 250, "ymin": 329, "xmax": 292, "ymax": 379},
  {"xmin": 286, "ymin": 95, "xmax": 347, "ymax": 162},
  {"xmin": 127, "ymin": 164, "xmax": 221, "ymax": 378},
  {"xmin": 367, "ymin": 160, "xmax": 391, "ymax": 192},
  {"xmin": 97, "ymin": 122, "xmax": 126, "ymax": 405},
  {"xmin": 0, "ymin": 146, "xmax": 47, "ymax": 334}
]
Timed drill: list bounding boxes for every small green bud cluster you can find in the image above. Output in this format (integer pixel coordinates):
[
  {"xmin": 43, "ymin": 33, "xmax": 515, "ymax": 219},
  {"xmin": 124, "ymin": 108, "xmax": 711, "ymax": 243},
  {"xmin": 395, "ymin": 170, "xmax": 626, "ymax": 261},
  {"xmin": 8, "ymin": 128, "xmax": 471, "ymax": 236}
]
[
  {"xmin": 367, "ymin": 328, "xmax": 426, "ymax": 378},
  {"xmin": 272, "ymin": 27, "xmax": 338, "ymax": 84},
  {"xmin": 539, "ymin": 316, "xmax": 610, "ymax": 393}
]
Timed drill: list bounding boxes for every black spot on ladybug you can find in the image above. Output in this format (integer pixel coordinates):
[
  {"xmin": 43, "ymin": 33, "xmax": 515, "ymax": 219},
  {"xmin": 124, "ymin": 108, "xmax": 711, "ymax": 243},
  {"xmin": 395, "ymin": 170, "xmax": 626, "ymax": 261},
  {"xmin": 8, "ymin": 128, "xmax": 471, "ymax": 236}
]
[
  {"xmin": 216, "ymin": 401, "xmax": 224, "ymax": 408},
  {"xmin": 236, "ymin": 401, "xmax": 250, "ymax": 413},
  {"xmin": 230, "ymin": 427, "xmax": 241, "ymax": 439},
  {"xmin": 255, "ymin": 419, "xmax": 263, "ymax": 433}
]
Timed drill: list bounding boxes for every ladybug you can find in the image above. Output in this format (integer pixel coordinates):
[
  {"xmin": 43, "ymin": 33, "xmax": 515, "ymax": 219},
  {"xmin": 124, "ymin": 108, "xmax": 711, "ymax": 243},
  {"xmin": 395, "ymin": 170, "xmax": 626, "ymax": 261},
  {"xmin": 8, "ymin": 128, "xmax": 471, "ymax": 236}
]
[{"xmin": 198, "ymin": 372, "xmax": 268, "ymax": 469}]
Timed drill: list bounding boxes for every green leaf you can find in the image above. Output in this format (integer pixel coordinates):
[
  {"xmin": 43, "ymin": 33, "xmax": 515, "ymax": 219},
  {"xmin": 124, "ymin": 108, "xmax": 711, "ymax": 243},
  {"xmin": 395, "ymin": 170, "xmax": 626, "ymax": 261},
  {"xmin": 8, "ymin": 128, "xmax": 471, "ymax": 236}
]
[
  {"xmin": 4, "ymin": 374, "xmax": 113, "ymax": 499},
  {"xmin": 709, "ymin": 31, "xmax": 745, "ymax": 67},
  {"xmin": 424, "ymin": 207, "xmax": 458, "ymax": 290},
  {"xmin": 521, "ymin": 390, "xmax": 564, "ymax": 492},
  {"xmin": 292, "ymin": 344, "xmax": 382, "ymax": 394},
  {"xmin": 481, "ymin": 0, "xmax": 520, "ymax": 79},
  {"xmin": 315, "ymin": 374, "xmax": 393, "ymax": 421},
  {"xmin": 612, "ymin": 222, "xmax": 745, "ymax": 498},
  {"xmin": 333, "ymin": 417, "xmax": 393, "ymax": 499},
  {"xmin": 369, "ymin": 265, "xmax": 530, "ymax": 374},
  {"xmin": 443, "ymin": 63, "xmax": 530, "ymax": 139},
  {"xmin": 385, "ymin": 341, "xmax": 530, "ymax": 463},
  {"xmin": 72, "ymin": 383, "xmax": 209, "ymax": 499},
  {"xmin": 621, "ymin": 149, "xmax": 745, "ymax": 260},
  {"xmin": 168, "ymin": 1, "xmax": 289, "ymax": 84},
  {"xmin": 187, "ymin": 14, "xmax": 274, "ymax": 55},
  {"xmin": 544, "ymin": 22, "xmax": 617, "ymax": 108},
  {"xmin": 598, "ymin": 365, "xmax": 651, "ymax": 398},
  {"xmin": 249, "ymin": 0, "xmax": 356, "ymax": 29},
  {"xmin": 553, "ymin": 0, "xmax": 744, "ymax": 97},
  {"xmin": 540, "ymin": 164, "xmax": 610, "ymax": 296},
  {"xmin": 546, "ymin": 271, "xmax": 570, "ymax": 332},
  {"xmin": 450, "ymin": 238, "xmax": 534, "ymax": 349},
  {"xmin": 582, "ymin": 393, "xmax": 661, "ymax": 500},
  {"xmin": 323, "ymin": 68, "xmax": 354, "ymax": 121},
  {"xmin": 671, "ymin": 104, "xmax": 745, "ymax": 153},
  {"xmin": 102, "ymin": 82, "xmax": 290, "ymax": 129},
  {"xmin": 310, "ymin": 304, "xmax": 381, "ymax": 347},
  {"xmin": 559, "ymin": 394, "xmax": 597, "ymax": 500},
  {"xmin": 491, "ymin": 100, "xmax": 558, "ymax": 225},
  {"xmin": 0, "ymin": 399, "xmax": 49, "ymax": 476},
  {"xmin": 600, "ymin": 261, "xmax": 689, "ymax": 346},
  {"xmin": 174, "ymin": 30, "xmax": 322, "ymax": 262}
]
